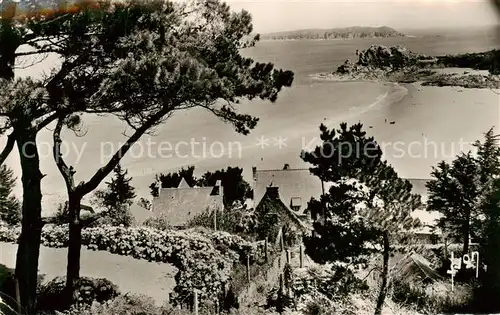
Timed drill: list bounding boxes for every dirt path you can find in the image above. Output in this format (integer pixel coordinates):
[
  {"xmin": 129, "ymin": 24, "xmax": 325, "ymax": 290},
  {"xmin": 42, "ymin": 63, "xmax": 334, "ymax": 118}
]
[{"xmin": 0, "ymin": 243, "xmax": 177, "ymax": 305}]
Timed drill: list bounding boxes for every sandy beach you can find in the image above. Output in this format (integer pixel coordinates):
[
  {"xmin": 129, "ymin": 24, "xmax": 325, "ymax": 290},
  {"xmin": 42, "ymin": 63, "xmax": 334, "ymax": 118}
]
[{"xmin": 2, "ymin": 79, "xmax": 498, "ymax": 215}]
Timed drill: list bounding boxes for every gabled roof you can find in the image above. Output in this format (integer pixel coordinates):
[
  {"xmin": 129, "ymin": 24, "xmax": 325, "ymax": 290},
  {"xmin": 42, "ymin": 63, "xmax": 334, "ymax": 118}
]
[
  {"xmin": 152, "ymin": 186, "xmax": 223, "ymax": 227},
  {"xmin": 255, "ymin": 187, "xmax": 310, "ymax": 232},
  {"xmin": 253, "ymin": 168, "xmax": 322, "ymax": 214},
  {"xmin": 178, "ymin": 178, "xmax": 191, "ymax": 188}
]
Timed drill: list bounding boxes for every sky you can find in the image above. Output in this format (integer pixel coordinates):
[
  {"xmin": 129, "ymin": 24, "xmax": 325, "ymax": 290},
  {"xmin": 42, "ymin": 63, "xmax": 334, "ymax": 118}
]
[{"xmin": 226, "ymin": 0, "xmax": 500, "ymax": 33}]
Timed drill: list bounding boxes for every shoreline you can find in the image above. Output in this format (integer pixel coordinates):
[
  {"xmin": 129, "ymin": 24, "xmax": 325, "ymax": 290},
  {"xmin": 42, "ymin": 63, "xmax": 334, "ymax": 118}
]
[
  {"xmin": 310, "ymin": 69, "xmax": 500, "ymax": 90},
  {"xmin": 258, "ymin": 36, "xmax": 409, "ymax": 42}
]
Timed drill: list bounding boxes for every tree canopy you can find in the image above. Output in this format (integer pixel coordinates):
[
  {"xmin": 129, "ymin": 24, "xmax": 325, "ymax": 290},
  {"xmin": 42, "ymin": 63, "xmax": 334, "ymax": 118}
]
[
  {"xmin": 426, "ymin": 128, "xmax": 500, "ymax": 254},
  {"xmin": 93, "ymin": 164, "xmax": 136, "ymax": 227},
  {"xmin": 150, "ymin": 165, "xmax": 252, "ymax": 207},
  {"xmin": 301, "ymin": 122, "xmax": 421, "ymax": 315},
  {"xmin": 0, "ymin": 0, "xmax": 293, "ymax": 309},
  {"xmin": 0, "ymin": 165, "xmax": 20, "ymax": 226}
]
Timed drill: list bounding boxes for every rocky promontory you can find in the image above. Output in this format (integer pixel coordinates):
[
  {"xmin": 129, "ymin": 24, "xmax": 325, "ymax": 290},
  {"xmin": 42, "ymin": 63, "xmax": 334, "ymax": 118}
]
[{"xmin": 319, "ymin": 45, "xmax": 500, "ymax": 89}]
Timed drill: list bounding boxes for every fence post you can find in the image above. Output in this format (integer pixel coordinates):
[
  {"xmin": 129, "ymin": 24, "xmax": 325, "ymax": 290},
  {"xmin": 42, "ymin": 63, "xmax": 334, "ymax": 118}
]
[
  {"xmin": 264, "ymin": 237, "xmax": 268, "ymax": 263},
  {"xmin": 280, "ymin": 227, "xmax": 284, "ymax": 251},
  {"xmin": 246, "ymin": 254, "xmax": 251, "ymax": 285},
  {"xmin": 193, "ymin": 290, "xmax": 199, "ymax": 315},
  {"xmin": 300, "ymin": 244, "xmax": 304, "ymax": 268},
  {"xmin": 214, "ymin": 210, "xmax": 217, "ymax": 231}
]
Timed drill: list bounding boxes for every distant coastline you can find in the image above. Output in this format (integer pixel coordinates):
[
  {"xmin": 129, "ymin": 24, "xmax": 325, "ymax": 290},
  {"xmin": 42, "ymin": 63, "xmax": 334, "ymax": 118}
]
[
  {"xmin": 313, "ymin": 45, "xmax": 500, "ymax": 89},
  {"xmin": 258, "ymin": 26, "xmax": 406, "ymax": 41},
  {"xmin": 258, "ymin": 37, "xmax": 410, "ymax": 42}
]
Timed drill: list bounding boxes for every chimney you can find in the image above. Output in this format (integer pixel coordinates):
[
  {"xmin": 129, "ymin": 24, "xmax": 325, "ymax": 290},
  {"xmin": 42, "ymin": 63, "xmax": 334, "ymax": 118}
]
[
  {"xmin": 252, "ymin": 166, "xmax": 257, "ymax": 181},
  {"xmin": 266, "ymin": 186, "xmax": 280, "ymax": 200}
]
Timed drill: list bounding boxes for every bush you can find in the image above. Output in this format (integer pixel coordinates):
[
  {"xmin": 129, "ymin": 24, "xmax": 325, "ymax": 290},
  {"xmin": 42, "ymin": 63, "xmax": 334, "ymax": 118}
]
[
  {"xmin": 390, "ymin": 279, "xmax": 473, "ymax": 314},
  {"xmin": 0, "ymin": 295, "xmax": 17, "ymax": 315},
  {"xmin": 143, "ymin": 215, "xmax": 173, "ymax": 231},
  {"xmin": 186, "ymin": 208, "xmax": 257, "ymax": 239},
  {"xmin": 49, "ymin": 294, "xmax": 195, "ymax": 315},
  {"xmin": 37, "ymin": 277, "xmax": 120, "ymax": 311},
  {"xmin": 0, "ymin": 224, "xmax": 257, "ymax": 307},
  {"xmin": 294, "ymin": 265, "xmax": 368, "ymax": 302},
  {"xmin": 0, "ymin": 264, "xmax": 17, "ymax": 311}
]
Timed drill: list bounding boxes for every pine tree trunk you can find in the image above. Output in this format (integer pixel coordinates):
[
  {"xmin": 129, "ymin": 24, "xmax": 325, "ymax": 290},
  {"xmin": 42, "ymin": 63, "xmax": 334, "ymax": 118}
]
[
  {"xmin": 374, "ymin": 231, "xmax": 390, "ymax": 315},
  {"xmin": 14, "ymin": 130, "xmax": 44, "ymax": 314},
  {"xmin": 64, "ymin": 195, "xmax": 82, "ymax": 306}
]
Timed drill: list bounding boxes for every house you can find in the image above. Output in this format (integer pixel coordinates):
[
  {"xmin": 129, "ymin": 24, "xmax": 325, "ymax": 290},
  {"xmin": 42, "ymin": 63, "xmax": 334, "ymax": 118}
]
[
  {"xmin": 253, "ymin": 165, "xmax": 440, "ymax": 239},
  {"xmin": 129, "ymin": 203, "xmax": 153, "ymax": 226},
  {"xmin": 252, "ymin": 165, "xmax": 323, "ymax": 219},
  {"xmin": 151, "ymin": 178, "xmax": 224, "ymax": 228},
  {"xmin": 255, "ymin": 186, "xmax": 311, "ymax": 242}
]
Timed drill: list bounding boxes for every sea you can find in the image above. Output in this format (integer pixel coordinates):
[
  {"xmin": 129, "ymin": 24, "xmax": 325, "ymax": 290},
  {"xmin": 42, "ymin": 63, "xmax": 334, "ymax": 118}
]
[{"xmin": 4, "ymin": 29, "xmax": 500, "ymax": 214}]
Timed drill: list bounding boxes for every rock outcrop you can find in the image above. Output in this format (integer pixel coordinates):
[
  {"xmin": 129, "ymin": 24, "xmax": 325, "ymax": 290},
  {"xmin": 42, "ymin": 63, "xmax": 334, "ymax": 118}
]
[{"xmin": 324, "ymin": 45, "xmax": 500, "ymax": 89}]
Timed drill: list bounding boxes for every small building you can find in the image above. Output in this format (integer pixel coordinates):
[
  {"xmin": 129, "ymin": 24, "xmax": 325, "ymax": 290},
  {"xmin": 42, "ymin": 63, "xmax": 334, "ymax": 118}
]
[
  {"xmin": 252, "ymin": 165, "xmax": 323, "ymax": 220},
  {"xmin": 151, "ymin": 178, "xmax": 224, "ymax": 228},
  {"xmin": 255, "ymin": 186, "xmax": 311, "ymax": 242},
  {"xmin": 129, "ymin": 203, "xmax": 154, "ymax": 226}
]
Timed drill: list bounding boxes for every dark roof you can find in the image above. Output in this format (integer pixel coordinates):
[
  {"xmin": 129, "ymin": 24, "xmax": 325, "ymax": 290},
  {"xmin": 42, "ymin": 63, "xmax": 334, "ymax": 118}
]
[
  {"xmin": 255, "ymin": 187, "xmax": 310, "ymax": 232},
  {"xmin": 152, "ymin": 186, "xmax": 223, "ymax": 227},
  {"xmin": 129, "ymin": 204, "xmax": 153, "ymax": 226},
  {"xmin": 253, "ymin": 168, "xmax": 322, "ymax": 214}
]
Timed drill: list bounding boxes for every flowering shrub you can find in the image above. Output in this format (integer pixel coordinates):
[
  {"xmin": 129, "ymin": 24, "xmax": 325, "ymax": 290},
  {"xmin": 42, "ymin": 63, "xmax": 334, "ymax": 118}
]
[
  {"xmin": 0, "ymin": 224, "xmax": 257, "ymax": 306},
  {"xmin": 0, "ymin": 225, "xmax": 20, "ymax": 243},
  {"xmin": 37, "ymin": 277, "xmax": 120, "ymax": 311}
]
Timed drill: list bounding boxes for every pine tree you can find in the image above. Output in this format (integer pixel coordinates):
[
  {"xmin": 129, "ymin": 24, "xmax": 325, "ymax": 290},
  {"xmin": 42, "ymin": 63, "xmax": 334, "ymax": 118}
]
[
  {"xmin": 197, "ymin": 166, "xmax": 252, "ymax": 207},
  {"xmin": 475, "ymin": 177, "xmax": 500, "ymax": 312},
  {"xmin": 426, "ymin": 152, "xmax": 481, "ymax": 254},
  {"xmin": 302, "ymin": 123, "xmax": 421, "ymax": 315},
  {"xmin": 427, "ymin": 128, "xmax": 500, "ymax": 255},
  {"xmin": 0, "ymin": 165, "xmax": 20, "ymax": 226},
  {"xmin": 95, "ymin": 164, "xmax": 136, "ymax": 226}
]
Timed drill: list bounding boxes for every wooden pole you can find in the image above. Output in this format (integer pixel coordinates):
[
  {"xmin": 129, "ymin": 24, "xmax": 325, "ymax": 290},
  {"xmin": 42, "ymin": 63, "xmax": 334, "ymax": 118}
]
[
  {"xmin": 246, "ymin": 255, "xmax": 251, "ymax": 284},
  {"xmin": 264, "ymin": 237, "xmax": 268, "ymax": 263},
  {"xmin": 14, "ymin": 277, "xmax": 21, "ymax": 315},
  {"xmin": 280, "ymin": 227, "xmax": 284, "ymax": 251},
  {"xmin": 214, "ymin": 210, "xmax": 217, "ymax": 231},
  {"xmin": 300, "ymin": 244, "xmax": 304, "ymax": 268},
  {"xmin": 193, "ymin": 290, "xmax": 199, "ymax": 315}
]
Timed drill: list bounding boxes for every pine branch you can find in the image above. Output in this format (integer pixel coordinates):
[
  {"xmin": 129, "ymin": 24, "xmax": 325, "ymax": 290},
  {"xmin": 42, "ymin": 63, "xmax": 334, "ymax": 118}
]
[{"xmin": 0, "ymin": 131, "xmax": 15, "ymax": 166}]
